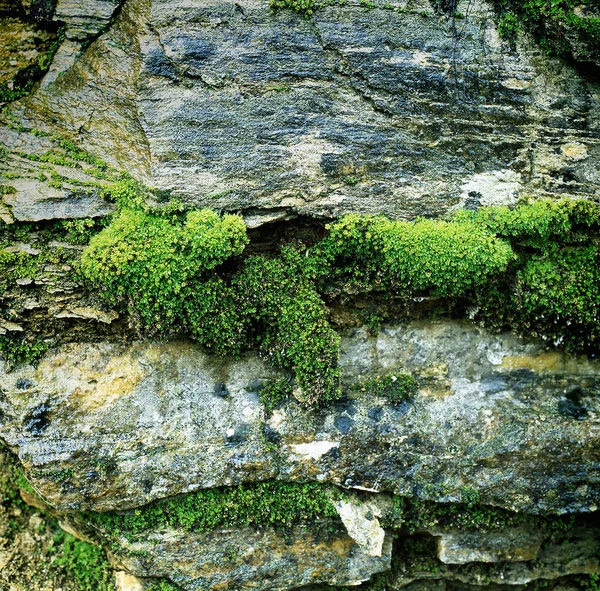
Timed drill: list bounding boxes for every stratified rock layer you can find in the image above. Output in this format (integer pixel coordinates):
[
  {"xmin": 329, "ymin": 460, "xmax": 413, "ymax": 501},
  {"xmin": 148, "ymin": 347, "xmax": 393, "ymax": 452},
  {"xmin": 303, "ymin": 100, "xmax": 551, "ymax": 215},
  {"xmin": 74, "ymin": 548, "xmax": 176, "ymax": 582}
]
[
  {"xmin": 1, "ymin": 320, "xmax": 599, "ymax": 514},
  {"xmin": 2, "ymin": 0, "xmax": 599, "ymax": 226}
]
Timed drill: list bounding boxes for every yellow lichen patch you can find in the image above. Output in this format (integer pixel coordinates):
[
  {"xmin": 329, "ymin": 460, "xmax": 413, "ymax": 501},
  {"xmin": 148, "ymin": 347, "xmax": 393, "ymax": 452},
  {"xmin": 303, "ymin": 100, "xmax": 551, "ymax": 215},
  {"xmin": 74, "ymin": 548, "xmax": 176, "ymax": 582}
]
[
  {"xmin": 34, "ymin": 345, "xmax": 148, "ymax": 412},
  {"xmin": 499, "ymin": 351, "xmax": 563, "ymax": 372},
  {"xmin": 561, "ymin": 142, "xmax": 588, "ymax": 161}
]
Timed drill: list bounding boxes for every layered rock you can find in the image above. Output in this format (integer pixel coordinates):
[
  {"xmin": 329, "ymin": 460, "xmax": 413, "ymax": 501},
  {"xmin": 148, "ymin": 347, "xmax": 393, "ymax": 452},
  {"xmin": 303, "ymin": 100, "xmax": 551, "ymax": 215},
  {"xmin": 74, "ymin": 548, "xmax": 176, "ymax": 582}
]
[
  {"xmin": 1, "ymin": 320, "xmax": 599, "ymax": 514},
  {"xmin": 1, "ymin": 1, "xmax": 600, "ymax": 590},
  {"xmin": 2, "ymin": 0, "xmax": 599, "ymax": 225}
]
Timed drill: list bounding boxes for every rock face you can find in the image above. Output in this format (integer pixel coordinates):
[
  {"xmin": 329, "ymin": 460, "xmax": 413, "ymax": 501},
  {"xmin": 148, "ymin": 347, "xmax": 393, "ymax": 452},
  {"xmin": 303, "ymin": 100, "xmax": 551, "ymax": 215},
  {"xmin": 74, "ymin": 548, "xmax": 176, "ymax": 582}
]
[
  {"xmin": 2, "ymin": 0, "xmax": 600, "ymax": 224},
  {"xmin": 1, "ymin": 321, "xmax": 599, "ymax": 514},
  {"xmin": 1, "ymin": 1, "xmax": 600, "ymax": 590}
]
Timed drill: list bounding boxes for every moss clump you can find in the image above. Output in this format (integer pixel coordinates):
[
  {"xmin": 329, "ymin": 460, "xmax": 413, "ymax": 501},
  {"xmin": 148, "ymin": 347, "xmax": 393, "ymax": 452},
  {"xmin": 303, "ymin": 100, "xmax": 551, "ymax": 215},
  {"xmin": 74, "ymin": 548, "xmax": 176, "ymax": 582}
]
[
  {"xmin": 88, "ymin": 481, "xmax": 338, "ymax": 538},
  {"xmin": 351, "ymin": 373, "xmax": 418, "ymax": 404},
  {"xmin": 80, "ymin": 208, "xmax": 248, "ymax": 334},
  {"xmin": 53, "ymin": 532, "xmax": 115, "ymax": 591},
  {"xmin": 461, "ymin": 199, "xmax": 600, "ymax": 354},
  {"xmin": 311, "ymin": 214, "xmax": 514, "ymax": 296},
  {"xmin": 78, "ymin": 195, "xmax": 600, "ymax": 407},
  {"xmin": 493, "ymin": 0, "xmax": 600, "ymax": 60}
]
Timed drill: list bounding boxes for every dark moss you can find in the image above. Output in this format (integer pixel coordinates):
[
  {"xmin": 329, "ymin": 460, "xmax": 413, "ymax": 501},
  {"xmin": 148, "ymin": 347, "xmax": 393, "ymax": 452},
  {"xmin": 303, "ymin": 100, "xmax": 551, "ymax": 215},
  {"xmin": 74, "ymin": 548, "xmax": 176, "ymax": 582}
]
[{"xmin": 87, "ymin": 481, "xmax": 339, "ymax": 539}]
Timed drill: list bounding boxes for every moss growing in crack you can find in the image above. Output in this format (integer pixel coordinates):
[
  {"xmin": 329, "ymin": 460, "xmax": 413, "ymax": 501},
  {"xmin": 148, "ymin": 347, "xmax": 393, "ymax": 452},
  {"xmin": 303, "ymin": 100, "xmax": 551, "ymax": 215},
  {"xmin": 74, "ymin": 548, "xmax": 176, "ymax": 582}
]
[
  {"xmin": 311, "ymin": 213, "xmax": 514, "ymax": 297},
  {"xmin": 87, "ymin": 481, "xmax": 338, "ymax": 539},
  {"xmin": 53, "ymin": 531, "xmax": 116, "ymax": 591},
  {"xmin": 351, "ymin": 373, "xmax": 418, "ymax": 404},
  {"xmin": 385, "ymin": 495, "xmax": 575, "ymax": 534},
  {"xmin": 493, "ymin": 0, "xmax": 600, "ymax": 61},
  {"xmin": 78, "ymin": 195, "xmax": 600, "ymax": 406}
]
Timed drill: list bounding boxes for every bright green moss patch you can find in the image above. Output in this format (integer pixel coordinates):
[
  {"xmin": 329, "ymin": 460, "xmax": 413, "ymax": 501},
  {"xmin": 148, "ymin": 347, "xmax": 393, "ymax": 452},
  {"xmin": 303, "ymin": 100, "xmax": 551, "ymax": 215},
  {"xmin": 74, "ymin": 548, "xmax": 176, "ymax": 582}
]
[
  {"xmin": 80, "ymin": 208, "xmax": 248, "ymax": 334},
  {"xmin": 53, "ymin": 532, "xmax": 115, "ymax": 591},
  {"xmin": 312, "ymin": 214, "xmax": 514, "ymax": 296},
  {"xmin": 77, "ymin": 195, "xmax": 600, "ymax": 407},
  {"xmin": 88, "ymin": 482, "xmax": 338, "ymax": 538}
]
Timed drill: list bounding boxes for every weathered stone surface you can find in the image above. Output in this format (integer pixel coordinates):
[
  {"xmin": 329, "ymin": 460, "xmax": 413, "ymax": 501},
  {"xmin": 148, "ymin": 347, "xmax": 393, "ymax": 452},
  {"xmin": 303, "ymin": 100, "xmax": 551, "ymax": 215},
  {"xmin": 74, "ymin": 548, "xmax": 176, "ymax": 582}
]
[
  {"xmin": 131, "ymin": 0, "xmax": 600, "ymax": 221},
  {"xmin": 0, "ymin": 127, "xmax": 117, "ymax": 221},
  {"xmin": 331, "ymin": 493, "xmax": 390, "ymax": 557},
  {"xmin": 1, "ymin": 320, "xmax": 599, "ymax": 514},
  {"xmin": 388, "ymin": 527, "xmax": 600, "ymax": 589},
  {"xmin": 0, "ymin": 0, "xmax": 597, "ymax": 225},
  {"xmin": 106, "ymin": 520, "xmax": 392, "ymax": 591},
  {"xmin": 436, "ymin": 529, "xmax": 544, "ymax": 564}
]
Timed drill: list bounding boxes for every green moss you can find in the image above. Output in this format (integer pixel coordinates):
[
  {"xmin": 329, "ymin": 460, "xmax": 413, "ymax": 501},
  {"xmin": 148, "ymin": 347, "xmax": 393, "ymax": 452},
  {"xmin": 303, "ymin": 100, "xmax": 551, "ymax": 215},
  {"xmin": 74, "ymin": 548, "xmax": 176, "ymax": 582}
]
[
  {"xmin": 53, "ymin": 531, "xmax": 116, "ymax": 591},
  {"xmin": 80, "ymin": 207, "xmax": 248, "ymax": 334},
  {"xmin": 385, "ymin": 495, "xmax": 575, "ymax": 534},
  {"xmin": 88, "ymin": 481, "xmax": 338, "ymax": 539},
  {"xmin": 260, "ymin": 378, "xmax": 294, "ymax": 412},
  {"xmin": 0, "ymin": 334, "xmax": 48, "ymax": 369},
  {"xmin": 351, "ymin": 373, "xmax": 418, "ymax": 404},
  {"xmin": 77, "ymin": 195, "xmax": 600, "ymax": 406},
  {"xmin": 493, "ymin": 0, "xmax": 600, "ymax": 60},
  {"xmin": 312, "ymin": 213, "xmax": 514, "ymax": 297}
]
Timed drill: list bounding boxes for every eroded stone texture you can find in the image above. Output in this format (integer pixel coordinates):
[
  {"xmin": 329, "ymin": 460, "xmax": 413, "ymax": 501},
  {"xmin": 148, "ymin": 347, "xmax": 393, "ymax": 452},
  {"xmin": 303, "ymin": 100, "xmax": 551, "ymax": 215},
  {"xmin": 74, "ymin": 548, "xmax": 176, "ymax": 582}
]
[
  {"xmin": 387, "ymin": 527, "xmax": 600, "ymax": 589},
  {"xmin": 134, "ymin": 0, "xmax": 600, "ymax": 222},
  {"xmin": 106, "ymin": 521, "xmax": 392, "ymax": 591},
  {"xmin": 1, "ymin": 320, "xmax": 599, "ymax": 514},
  {"xmin": 1, "ymin": 0, "xmax": 599, "ymax": 226}
]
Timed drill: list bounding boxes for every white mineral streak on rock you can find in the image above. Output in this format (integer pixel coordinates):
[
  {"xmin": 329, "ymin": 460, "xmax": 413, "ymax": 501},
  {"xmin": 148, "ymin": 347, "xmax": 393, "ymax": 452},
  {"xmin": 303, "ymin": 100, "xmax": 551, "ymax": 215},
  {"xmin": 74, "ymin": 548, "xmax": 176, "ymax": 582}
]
[
  {"xmin": 290, "ymin": 441, "xmax": 339, "ymax": 460},
  {"xmin": 460, "ymin": 170, "xmax": 522, "ymax": 206},
  {"xmin": 332, "ymin": 495, "xmax": 386, "ymax": 557}
]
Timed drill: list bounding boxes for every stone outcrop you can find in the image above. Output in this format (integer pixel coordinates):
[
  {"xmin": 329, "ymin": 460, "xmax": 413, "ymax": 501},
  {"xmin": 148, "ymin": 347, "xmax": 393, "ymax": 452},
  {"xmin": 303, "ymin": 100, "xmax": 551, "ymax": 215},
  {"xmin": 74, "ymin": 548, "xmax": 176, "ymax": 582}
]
[
  {"xmin": 1, "ymin": 321, "xmax": 599, "ymax": 515},
  {"xmin": 2, "ymin": 0, "xmax": 600, "ymax": 225},
  {"xmin": 1, "ymin": 0, "xmax": 600, "ymax": 590}
]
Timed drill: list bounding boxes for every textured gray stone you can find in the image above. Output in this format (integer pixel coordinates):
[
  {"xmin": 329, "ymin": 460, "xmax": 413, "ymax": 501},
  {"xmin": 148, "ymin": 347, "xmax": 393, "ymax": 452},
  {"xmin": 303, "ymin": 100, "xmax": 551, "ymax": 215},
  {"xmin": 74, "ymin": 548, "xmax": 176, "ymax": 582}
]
[
  {"xmin": 107, "ymin": 520, "xmax": 393, "ymax": 591},
  {"xmin": 1, "ymin": 320, "xmax": 599, "ymax": 514},
  {"xmin": 2, "ymin": 0, "xmax": 598, "ymax": 224}
]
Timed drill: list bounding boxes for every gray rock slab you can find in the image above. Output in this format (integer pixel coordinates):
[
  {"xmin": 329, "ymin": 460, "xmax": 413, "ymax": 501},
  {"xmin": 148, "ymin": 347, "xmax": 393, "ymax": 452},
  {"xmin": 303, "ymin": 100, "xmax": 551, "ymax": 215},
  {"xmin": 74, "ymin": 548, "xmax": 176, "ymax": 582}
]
[
  {"xmin": 108, "ymin": 520, "xmax": 392, "ymax": 591},
  {"xmin": 1, "ymin": 320, "xmax": 599, "ymax": 514}
]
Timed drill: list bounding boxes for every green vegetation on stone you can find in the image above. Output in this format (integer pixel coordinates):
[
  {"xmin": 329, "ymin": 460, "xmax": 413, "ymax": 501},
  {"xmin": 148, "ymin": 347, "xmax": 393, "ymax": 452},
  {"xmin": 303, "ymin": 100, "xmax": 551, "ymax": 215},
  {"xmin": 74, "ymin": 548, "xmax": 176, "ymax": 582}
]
[
  {"xmin": 260, "ymin": 377, "xmax": 294, "ymax": 413},
  {"xmin": 385, "ymin": 494, "xmax": 575, "ymax": 534},
  {"xmin": 80, "ymin": 207, "xmax": 248, "ymax": 334},
  {"xmin": 88, "ymin": 481, "xmax": 338, "ymax": 538},
  {"xmin": 76, "ymin": 195, "xmax": 600, "ymax": 406},
  {"xmin": 351, "ymin": 373, "xmax": 418, "ymax": 404},
  {"xmin": 493, "ymin": 0, "xmax": 600, "ymax": 60},
  {"xmin": 53, "ymin": 531, "xmax": 115, "ymax": 591}
]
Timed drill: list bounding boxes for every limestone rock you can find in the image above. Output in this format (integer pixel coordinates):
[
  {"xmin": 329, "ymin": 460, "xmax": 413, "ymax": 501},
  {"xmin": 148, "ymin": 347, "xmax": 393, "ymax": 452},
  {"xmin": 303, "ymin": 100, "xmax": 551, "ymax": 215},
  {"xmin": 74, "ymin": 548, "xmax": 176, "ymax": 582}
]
[
  {"xmin": 106, "ymin": 520, "xmax": 392, "ymax": 591},
  {"xmin": 2, "ymin": 0, "xmax": 598, "ymax": 225},
  {"xmin": 436, "ymin": 529, "xmax": 545, "ymax": 564},
  {"xmin": 1, "ymin": 320, "xmax": 599, "ymax": 514},
  {"xmin": 332, "ymin": 493, "xmax": 390, "ymax": 557}
]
